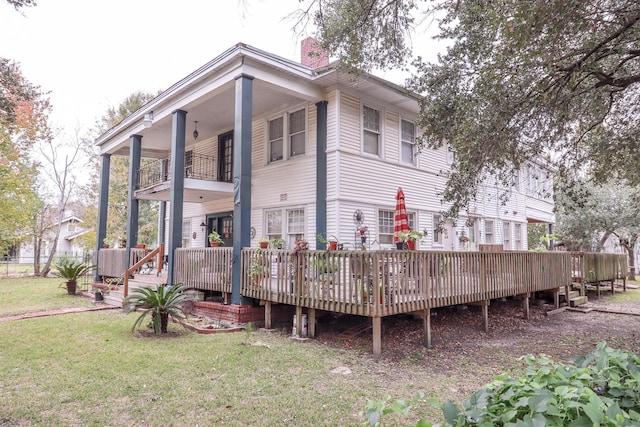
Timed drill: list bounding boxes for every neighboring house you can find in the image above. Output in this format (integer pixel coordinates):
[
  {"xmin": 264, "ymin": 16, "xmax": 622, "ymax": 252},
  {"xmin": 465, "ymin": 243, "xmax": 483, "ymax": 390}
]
[
  {"xmin": 17, "ymin": 215, "xmax": 91, "ymax": 263},
  {"xmin": 94, "ymin": 39, "xmax": 555, "ymax": 303}
]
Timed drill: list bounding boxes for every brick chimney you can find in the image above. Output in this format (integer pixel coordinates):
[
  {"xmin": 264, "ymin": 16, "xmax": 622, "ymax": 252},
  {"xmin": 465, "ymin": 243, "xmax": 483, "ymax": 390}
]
[{"xmin": 301, "ymin": 37, "xmax": 329, "ymax": 68}]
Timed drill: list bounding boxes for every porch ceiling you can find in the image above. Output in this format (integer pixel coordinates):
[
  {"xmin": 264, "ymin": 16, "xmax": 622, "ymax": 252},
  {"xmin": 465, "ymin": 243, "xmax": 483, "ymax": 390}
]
[
  {"xmin": 135, "ymin": 179, "xmax": 233, "ymax": 203},
  {"xmin": 112, "ymin": 79, "xmax": 302, "ymax": 158}
]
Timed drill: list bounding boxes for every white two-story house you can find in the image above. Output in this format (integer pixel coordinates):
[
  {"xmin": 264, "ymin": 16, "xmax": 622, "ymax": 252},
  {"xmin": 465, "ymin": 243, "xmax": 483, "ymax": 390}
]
[{"xmin": 94, "ymin": 39, "xmax": 555, "ymax": 305}]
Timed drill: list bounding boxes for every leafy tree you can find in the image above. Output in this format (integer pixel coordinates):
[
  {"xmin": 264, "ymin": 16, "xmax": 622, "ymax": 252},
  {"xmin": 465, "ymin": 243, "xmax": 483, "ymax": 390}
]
[
  {"xmin": 555, "ymin": 180, "xmax": 639, "ymax": 280},
  {"xmin": 303, "ymin": 0, "xmax": 640, "ymax": 217},
  {"xmin": 0, "ymin": 58, "xmax": 49, "ymax": 257}
]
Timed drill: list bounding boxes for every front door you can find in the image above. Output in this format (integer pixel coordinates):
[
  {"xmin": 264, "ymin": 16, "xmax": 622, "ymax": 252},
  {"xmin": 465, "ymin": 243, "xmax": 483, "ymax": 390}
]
[{"xmin": 207, "ymin": 213, "xmax": 233, "ymax": 247}]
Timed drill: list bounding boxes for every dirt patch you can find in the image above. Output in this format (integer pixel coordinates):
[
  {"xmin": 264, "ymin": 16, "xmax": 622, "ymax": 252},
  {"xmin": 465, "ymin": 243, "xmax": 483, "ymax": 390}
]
[{"xmin": 309, "ymin": 290, "xmax": 640, "ymax": 365}]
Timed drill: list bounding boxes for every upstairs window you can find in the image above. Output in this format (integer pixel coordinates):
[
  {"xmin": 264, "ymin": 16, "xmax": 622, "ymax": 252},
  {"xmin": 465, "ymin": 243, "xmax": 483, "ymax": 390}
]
[
  {"xmin": 268, "ymin": 117, "xmax": 284, "ymax": 162},
  {"xmin": 401, "ymin": 119, "xmax": 415, "ymax": 164},
  {"xmin": 363, "ymin": 105, "xmax": 380, "ymax": 155},
  {"xmin": 268, "ymin": 108, "xmax": 307, "ymax": 163},
  {"xmin": 289, "ymin": 109, "xmax": 306, "ymax": 157}
]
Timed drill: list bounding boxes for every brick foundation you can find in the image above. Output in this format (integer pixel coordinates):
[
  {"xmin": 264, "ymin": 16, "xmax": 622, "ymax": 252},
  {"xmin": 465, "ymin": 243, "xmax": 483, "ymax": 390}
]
[{"xmin": 189, "ymin": 301, "xmax": 295, "ymax": 326}]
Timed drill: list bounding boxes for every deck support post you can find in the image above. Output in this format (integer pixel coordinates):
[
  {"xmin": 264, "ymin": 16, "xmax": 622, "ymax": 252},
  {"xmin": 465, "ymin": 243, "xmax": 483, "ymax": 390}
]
[
  {"xmin": 295, "ymin": 306, "xmax": 302, "ymax": 337},
  {"xmin": 308, "ymin": 308, "xmax": 316, "ymax": 338},
  {"xmin": 264, "ymin": 301, "xmax": 272, "ymax": 329},
  {"xmin": 423, "ymin": 308, "xmax": 431, "ymax": 348},
  {"xmin": 521, "ymin": 293, "xmax": 530, "ymax": 320},
  {"xmin": 372, "ymin": 317, "xmax": 382, "ymax": 358},
  {"xmin": 482, "ymin": 301, "xmax": 489, "ymax": 333},
  {"xmin": 553, "ymin": 288, "xmax": 559, "ymax": 309}
]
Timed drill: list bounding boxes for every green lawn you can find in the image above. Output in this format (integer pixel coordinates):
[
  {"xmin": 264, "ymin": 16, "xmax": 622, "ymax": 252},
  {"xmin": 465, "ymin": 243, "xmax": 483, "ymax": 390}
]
[
  {"xmin": 0, "ymin": 277, "xmax": 447, "ymax": 426},
  {"xmin": 1, "ymin": 278, "xmax": 639, "ymax": 426},
  {"xmin": 0, "ymin": 277, "xmax": 95, "ymax": 317}
]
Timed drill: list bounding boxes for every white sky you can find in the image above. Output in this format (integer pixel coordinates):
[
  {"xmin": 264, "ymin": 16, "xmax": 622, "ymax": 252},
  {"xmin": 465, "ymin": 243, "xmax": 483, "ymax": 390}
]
[{"xmin": 1, "ymin": 0, "xmax": 440, "ymax": 138}]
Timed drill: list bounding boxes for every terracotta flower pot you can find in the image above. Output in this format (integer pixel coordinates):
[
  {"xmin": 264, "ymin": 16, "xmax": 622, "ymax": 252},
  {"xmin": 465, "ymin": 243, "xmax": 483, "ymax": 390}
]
[
  {"xmin": 259, "ymin": 241, "xmax": 269, "ymax": 249},
  {"xmin": 210, "ymin": 241, "xmax": 220, "ymax": 247},
  {"xmin": 329, "ymin": 241, "xmax": 338, "ymax": 251},
  {"xmin": 407, "ymin": 240, "xmax": 417, "ymax": 250}
]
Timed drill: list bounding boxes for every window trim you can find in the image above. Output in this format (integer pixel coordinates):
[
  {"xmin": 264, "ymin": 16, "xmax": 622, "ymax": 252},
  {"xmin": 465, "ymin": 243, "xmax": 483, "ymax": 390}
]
[
  {"xmin": 503, "ymin": 221, "xmax": 511, "ymax": 250},
  {"xmin": 264, "ymin": 206, "xmax": 306, "ymax": 248},
  {"xmin": 433, "ymin": 214, "xmax": 442, "ymax": 245},
  {"xmin": 362, "ymin": 103, "xmax": 383, "ymax": 157},
  {"xmin": 400, "ymin": 118, "xmax": 416, "ymax": 165},
  {"xmin": 484, "ymin": 219, "xmax": 494, "ymax": 244},
  {"xmin": 266, "ymin": 105, "xmax": 307, "ymax": 164},
  {"xmin": 378, "ymin": 208, "xmax": 416, "ymax": 245}
]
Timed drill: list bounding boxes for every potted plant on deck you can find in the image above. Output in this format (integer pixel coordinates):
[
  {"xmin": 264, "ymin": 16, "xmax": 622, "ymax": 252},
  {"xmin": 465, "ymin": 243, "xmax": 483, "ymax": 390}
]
[
  {"xmin": 406, "ymin": 231, "xmax": 424, "ymax": 250},
  {"xmin": 396, "ymin": 232, "xmax": 409, "ymax": 250},
  {"xmin": 208, "ymin": 231, "xmax": 224, "ymax": 247},
  {"xmin": 54, "ymin": 260, "xmax": 97, "ymax": 295},
  {"xmin": 258, "ymin": 237, "xmax": 269, "ymax": 249},
  {"xmin": 316, "ymin": 233, "xmax": 340, "ymax": 251}
]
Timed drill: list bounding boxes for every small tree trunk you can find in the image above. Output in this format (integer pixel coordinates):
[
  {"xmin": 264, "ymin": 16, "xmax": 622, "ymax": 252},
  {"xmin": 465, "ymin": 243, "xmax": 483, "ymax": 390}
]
[
  {"xmin": 626, "ymin": 244, "xmax": 636, "ymax": 281},
  {"xmin": 160, "ymin": 312, "xmax": 169, "ymax": 334}
]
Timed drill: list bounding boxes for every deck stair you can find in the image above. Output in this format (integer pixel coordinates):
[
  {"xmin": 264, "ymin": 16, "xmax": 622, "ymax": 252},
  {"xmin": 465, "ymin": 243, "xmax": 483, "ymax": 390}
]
[
  {"xmin": 559, "ymin": 285, "xmax": 589, "ymax": 308},
  {"xmin": 101, "ymin": 270, "xmax": 168, "ymax": 307}
]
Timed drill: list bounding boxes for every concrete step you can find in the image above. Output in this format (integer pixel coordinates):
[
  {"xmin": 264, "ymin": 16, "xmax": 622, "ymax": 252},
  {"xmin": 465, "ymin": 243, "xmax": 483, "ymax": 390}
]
[{"xmin": 570, "ymin": 295, "xmax": 589, "ymax": 307}]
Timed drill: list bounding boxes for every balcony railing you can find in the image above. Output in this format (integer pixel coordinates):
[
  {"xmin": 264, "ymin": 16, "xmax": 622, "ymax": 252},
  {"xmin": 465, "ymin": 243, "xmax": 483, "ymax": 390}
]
[{"xmin": 137, "ymin": 153, "xmax": 219, "ymax": 189}]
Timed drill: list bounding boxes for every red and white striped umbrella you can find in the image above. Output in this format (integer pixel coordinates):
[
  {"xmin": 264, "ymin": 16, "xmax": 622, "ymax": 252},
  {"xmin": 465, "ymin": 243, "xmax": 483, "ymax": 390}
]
[{"xmin": 394, "ymin": 187, "xmax": 410, "ymax": 243}]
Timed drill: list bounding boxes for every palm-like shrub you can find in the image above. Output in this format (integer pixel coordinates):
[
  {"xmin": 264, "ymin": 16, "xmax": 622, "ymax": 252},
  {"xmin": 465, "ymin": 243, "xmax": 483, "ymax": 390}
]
[
  {"xmin": 125, "ymin": 284, "xmax": 189, "ymax": 334},
  {"xmin": 54, "ymin": 260, "xmax": 96, "ymax": 295}
]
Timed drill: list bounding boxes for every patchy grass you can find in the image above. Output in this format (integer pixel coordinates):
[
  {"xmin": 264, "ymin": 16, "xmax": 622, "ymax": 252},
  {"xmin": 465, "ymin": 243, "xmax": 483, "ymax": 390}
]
[{"xmin": 0, "ymin": 277, "xmax": 94, "ymax": 317}]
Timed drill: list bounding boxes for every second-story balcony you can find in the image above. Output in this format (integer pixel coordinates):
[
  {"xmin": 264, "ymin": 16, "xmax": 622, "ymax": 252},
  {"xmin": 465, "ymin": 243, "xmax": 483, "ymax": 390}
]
[{"xmin": 135, "ymin": 153, "xmax": 233, "ymax": 203}]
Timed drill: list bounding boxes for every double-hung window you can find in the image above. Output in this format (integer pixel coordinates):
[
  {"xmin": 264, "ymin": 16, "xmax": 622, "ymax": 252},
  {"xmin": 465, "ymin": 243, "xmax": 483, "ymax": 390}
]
[
  {"xmin": 289, "ymin": 109, "xmax": 306, "ymax": 157},
  {"xmin": 433, "ymin": 214, "xmax": 442, "ymax": 244},
  {"xmin": 181, "ymin": 219, "xmax": 191, "ymax": 248},
  {"xmin": 503, "ymin": 222, "xmax": 511, "ymax": 250},
  {"xmin": 268, "ymin": 108, "xmax": 306, "ymax": 163},
  {"xmin": 378, "ymin": 209, "xmax": 415, "ymax": 245},
  {"xmin": 514, "ymin": 223, "xmax": 522, "ymax": 250},
  {"xmin": 265, "ymin": 208, "xmax": 305, "ymax": 248},
  {"xmin": 268, "ymin": 117, "xmax": 284, "ymax": 162},
  {"xmin": 363, "ymin": 105, "xmax": 380, "ymax": 155},
  {"xmin": 401, "ymin": 119, "xmax": 415, "ymax": 164},
  {"xmin": 484, "ymin": 220, "xmax": 494, "ymax": 244}
]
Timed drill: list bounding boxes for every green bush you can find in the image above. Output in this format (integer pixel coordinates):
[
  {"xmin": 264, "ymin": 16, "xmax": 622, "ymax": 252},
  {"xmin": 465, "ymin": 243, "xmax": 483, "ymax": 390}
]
[{"xmin": 364, "ymin": 342, "xmax": 640, "ymax": 426}]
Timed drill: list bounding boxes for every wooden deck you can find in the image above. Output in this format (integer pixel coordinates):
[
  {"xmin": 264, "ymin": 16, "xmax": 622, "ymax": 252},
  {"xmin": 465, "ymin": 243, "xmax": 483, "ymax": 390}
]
[{"xmin": 96, "ymin": 247, "xmax": 628, "ymax": 357}]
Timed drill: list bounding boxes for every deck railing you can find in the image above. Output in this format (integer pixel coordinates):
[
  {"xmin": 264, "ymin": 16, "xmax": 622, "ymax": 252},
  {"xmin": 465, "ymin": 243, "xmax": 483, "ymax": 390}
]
[
  {"xmin": 570, "ymin": 252, "xmax": 627, "ymax": 283},
  {"xmin": 241, "ymin": 249, "xmax": 572, "ymax": 317},
  {"xmin": 173, "ymin": 247, "xmax": 233, "ymax": 293},
  {"xmin": 97, "ymin": 249, "xmax": 127, "ymax": 278}
]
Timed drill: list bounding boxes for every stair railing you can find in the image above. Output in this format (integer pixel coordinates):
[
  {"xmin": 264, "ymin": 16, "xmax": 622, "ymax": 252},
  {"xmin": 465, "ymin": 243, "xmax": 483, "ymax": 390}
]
[{"xmin": 123, "ymin": 243, "xmax": 164, "ymax": 299}]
